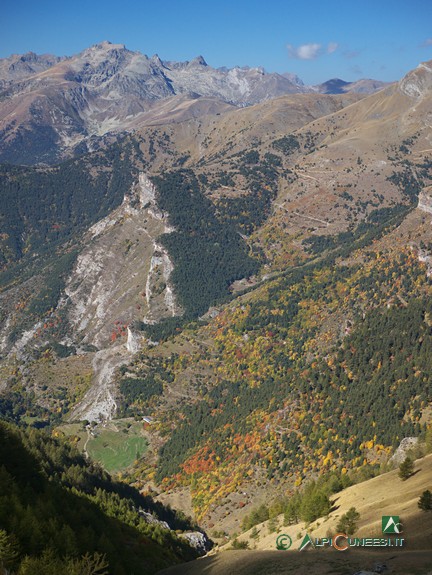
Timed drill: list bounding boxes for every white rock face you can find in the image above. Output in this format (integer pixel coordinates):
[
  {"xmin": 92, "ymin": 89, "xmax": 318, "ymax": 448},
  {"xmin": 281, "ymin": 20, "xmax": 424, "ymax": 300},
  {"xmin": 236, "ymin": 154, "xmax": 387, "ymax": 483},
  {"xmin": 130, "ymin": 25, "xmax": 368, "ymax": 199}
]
[
  {"xmin": 138, "ymin": 510, "xmax": 170, "ymax": 530},
  {"xmin": 10, "ymin": 322, "xmax": 42, "ymax": 357},
  {"xmin": 0, "ymin": 316, "xmax": 12, "ymax": 353},
  {"xmin": 418, "ymin": 190, "xmax": 432, "ymax": 214},
  {"xmin": 65, "ymin": 172, "xmax": 175, "ymax": 348},
  {"xmin": 0, "ymin": 170, "xmax": 181, "ymax": 421},
  {"xmin": 143, "ymin": 242, "xmax": 179, "ymax": 324},
  {"xmin": 179, "ymin": 532, "xmax": 211, "ymax": 553},
  {"xmin": 138, "ymin": 173, "xmax": 156, "ymax": 207},
  {"xmin": 417, "ymin": 247, "xmax": 432, "ymax": 277},
  {"xmin": 69, "ymin": 344, "xmax": 127, "ymax": 422},
  {"xmin": 0, "ymin": 171, "xmax": 179, "ymax": 422},
  {"xmin": 64, "ymin": 172, "xmax": 180, "ymax": 421},
  {"xmin": 126, "ymin": 326, "xmax": 142, "ymax": 353},
  {"xmin": 390, "ymin": 437, "xmax": 418, "ymax": 464},
  {"xmin": 399, "ymin": 61, "xmax": 432, "ymax": 99}
]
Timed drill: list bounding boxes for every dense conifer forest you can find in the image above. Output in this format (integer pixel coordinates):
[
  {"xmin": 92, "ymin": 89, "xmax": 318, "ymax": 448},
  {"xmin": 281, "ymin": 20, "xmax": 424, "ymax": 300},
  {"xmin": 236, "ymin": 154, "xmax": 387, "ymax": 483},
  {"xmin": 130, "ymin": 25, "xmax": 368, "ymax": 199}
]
[
  {"xmin": 151, "ymin": 169, "xmax": 260, "ymax": 317},
  {"xmin": 0, "ymin": 140, "xmax": 136, "ymax": 270},
  {"xmin": 0, "ymin": 422, "xmax": 199, "ymax": 574}
]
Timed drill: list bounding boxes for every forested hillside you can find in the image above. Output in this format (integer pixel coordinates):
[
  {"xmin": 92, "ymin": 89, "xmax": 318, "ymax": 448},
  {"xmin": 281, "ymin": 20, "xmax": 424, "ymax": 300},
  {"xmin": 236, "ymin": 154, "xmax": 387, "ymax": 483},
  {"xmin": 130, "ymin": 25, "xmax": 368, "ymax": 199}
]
[
  {"xmin": 0, "ymin": 139, "xmax": 138, "ymax": 269},
  {"xmin": 152, "ymin": 169, "xmax": 259, "ymax": 317},
  {"xmin": 0, "ymin": 421, "xmax": 200, "ymax": 574},
  {"xmin": 125, "ymin": 234, "xmax": 432, "ymax": 523}
]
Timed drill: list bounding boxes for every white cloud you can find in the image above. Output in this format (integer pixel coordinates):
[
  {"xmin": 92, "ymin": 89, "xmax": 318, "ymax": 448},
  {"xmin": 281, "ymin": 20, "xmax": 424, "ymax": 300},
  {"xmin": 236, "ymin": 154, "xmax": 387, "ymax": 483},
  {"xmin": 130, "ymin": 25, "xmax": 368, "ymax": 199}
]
[
  {"xmin": 288, "ymin": 43, "xmax": 322, "ymax": 60},
  {"xmin": 421, "ymin": 38, "xmax": 432, "ymax": 47},
  {"xmin": 287, "ymin": 42, "xmax": 338, "ymax": 60}
]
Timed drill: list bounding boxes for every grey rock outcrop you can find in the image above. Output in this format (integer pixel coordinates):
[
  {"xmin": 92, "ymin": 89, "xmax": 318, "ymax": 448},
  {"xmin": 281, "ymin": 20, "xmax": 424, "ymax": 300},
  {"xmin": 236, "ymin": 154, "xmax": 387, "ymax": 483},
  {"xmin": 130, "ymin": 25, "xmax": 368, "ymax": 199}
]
[
  {"xmin": 179, "ymin": 531, "xmax": 212, "ymax": 553},
  {"xmin": 390, "ymin": 437, "xmax": 419, "ymax": 464},
  {"xmin": 399, "ymin": 61, "xmax": 432, "ymax": 99},
  {"xmin": 418, "ymin": 188, "xmax": 432, "ymax": 214},
  {"xmin": 126, "ymin": 327, "xmax": 142, "ymax": 354}
]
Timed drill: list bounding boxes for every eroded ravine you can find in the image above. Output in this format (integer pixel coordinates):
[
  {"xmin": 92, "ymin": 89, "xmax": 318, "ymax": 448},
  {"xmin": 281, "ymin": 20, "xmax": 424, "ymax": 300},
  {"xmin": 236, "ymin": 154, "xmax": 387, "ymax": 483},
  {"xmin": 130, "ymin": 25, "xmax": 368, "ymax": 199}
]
[{"xmin": 64, "ymin": 172, "xmax": 180, "ymax": 421}]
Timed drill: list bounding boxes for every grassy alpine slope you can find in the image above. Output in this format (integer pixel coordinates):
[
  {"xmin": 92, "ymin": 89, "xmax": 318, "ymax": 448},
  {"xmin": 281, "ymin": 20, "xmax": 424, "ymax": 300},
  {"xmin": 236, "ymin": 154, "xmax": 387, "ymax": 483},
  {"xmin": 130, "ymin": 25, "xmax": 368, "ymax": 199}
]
[{"xmin": 157, "ymin": 454, "xmax": 432, "ymax": 575}]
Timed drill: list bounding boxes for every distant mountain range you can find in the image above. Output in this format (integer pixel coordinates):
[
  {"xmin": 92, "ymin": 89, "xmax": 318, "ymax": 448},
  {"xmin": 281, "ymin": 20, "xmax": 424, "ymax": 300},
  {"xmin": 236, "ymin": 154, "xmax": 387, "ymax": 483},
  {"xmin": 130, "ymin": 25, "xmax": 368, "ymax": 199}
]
[
  {"xmin": 1, "ymin": 39, "xmax": 432, "ymax": 559},
  {"xmin": 0, "ymin": 41, "xmax": 390, "ymax": 164}
]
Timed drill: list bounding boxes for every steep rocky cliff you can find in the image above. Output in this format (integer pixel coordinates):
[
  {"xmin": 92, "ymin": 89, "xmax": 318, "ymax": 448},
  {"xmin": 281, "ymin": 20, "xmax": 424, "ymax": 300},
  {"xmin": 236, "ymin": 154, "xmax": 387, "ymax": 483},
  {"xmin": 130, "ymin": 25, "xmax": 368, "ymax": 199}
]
[
  {"xmin": 0, "ymin": 170, "xmax": 182, "ymax": 421},
  {"xmin": 65, "ymin": 172, "xmax": 178, "ymax": 349}
]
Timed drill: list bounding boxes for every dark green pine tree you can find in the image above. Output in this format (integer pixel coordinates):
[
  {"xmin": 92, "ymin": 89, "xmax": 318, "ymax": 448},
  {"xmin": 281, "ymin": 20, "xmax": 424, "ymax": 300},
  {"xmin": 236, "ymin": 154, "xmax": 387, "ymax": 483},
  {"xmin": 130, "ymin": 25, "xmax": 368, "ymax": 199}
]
[
  {"xmin": 0, "ymin": 529, "xmax": 19, "ymax": 573},
  {"xmin": 336, "ymin": 507, "xmax": 360, "ymax": 536},
  {"xmin": 398, "ymin": 456, "xmax": 414, "ymax": 481},
  {"xmin": 418, "ymin": 490, "xmax": 432, "ymax": 511}
]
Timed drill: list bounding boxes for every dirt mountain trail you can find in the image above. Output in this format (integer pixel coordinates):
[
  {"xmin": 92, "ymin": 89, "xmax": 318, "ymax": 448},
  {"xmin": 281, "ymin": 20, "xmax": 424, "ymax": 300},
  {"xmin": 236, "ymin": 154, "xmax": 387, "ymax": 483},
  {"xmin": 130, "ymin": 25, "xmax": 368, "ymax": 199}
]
[{"xmin": 83, "ymin": 428, "xmax": 91, "ymax": 458}]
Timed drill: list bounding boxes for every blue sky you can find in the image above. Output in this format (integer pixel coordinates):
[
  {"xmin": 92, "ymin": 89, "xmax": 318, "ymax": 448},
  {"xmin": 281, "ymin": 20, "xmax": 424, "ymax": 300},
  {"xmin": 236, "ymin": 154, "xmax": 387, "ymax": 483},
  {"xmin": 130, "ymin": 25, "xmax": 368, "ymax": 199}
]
[{"xmin": 1, "ymin": 0, "xmax": 432, "ymax": 84}]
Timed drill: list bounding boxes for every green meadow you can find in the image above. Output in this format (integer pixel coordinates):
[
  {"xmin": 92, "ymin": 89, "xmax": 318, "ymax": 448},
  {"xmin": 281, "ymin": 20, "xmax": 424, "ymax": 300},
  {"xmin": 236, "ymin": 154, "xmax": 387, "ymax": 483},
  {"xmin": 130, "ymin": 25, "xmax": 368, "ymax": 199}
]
[{"xmin": 59, "ymin": 419, "xmax": 148, "ymax": 473}]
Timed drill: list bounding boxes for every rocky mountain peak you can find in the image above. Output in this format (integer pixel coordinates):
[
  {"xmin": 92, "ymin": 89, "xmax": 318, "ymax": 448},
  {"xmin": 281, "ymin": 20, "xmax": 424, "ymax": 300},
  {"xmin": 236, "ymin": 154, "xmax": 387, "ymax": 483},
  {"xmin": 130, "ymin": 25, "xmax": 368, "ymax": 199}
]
[
  {"xmin": 281, "ymin": 72, "xmax": 305, "ymax": 86},
  {"xmin": 314, "ymin": 76, "xmax": 390, "ymax": 95},
  {"xmin": 150, "ymin": 54, "xmax": 164, "ymax": 67},
  {"xmin": 318, "ymin": 78, "xmax": 350, "ymax": 94},
  {"xmin": 18, "ymin": 51, "xmax": 38, "ymax": 62},
  {"xmin": 188, "ymin": 55, "xmax": 208, "ymax": 67},
  {"xmin": 89, "ymin": 40, "xmax": 127, "ymax": 53},
  {"xmin": 77, "ymin": 41, "xmax": 130, "ymax": 67},
  {"xmin": 399, "ymin": 59, "xmax": 432, "ymax": 98},
  {"xmin": 0, "ymin": 51, "xmax": 62, "ymax": 84}
]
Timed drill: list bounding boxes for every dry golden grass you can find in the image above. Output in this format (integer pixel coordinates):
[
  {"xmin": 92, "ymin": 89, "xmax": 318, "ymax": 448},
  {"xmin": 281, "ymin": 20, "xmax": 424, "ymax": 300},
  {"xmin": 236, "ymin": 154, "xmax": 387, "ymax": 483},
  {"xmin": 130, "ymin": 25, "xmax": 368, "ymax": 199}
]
[
  {"xmin": 228, "ymin": 453, "xmax": 432, "ymax": 552},
  {"xmin": 158, "ymin": 455, "xmax": 432, "ymax": 574}
]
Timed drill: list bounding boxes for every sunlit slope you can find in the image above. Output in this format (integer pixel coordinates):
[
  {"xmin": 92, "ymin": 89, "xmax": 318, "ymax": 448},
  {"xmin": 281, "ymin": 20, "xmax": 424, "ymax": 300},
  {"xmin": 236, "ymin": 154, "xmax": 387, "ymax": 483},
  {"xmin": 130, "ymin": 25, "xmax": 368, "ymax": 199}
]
[
  {"xmin": 230, "ymin": 453, "xmax": 432, "ymax": 551},
  {"xmin": 158, "ymin": 454, "xmax": 432, "ymax": 575}
]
